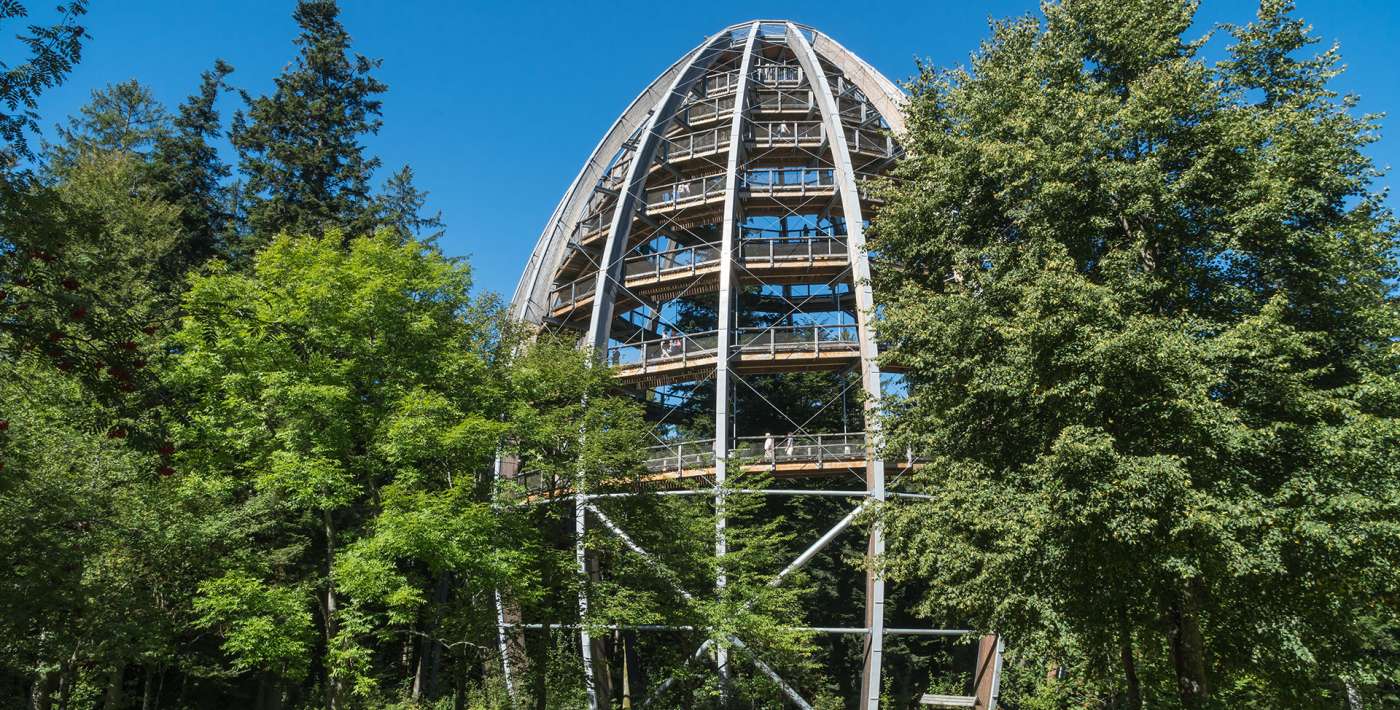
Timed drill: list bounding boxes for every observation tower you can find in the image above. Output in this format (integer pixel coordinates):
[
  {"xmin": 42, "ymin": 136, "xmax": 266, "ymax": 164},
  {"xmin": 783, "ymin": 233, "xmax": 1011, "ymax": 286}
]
[{"xmin": 503, "ymin": 20, "xmax": 1001, "ymax": 709}]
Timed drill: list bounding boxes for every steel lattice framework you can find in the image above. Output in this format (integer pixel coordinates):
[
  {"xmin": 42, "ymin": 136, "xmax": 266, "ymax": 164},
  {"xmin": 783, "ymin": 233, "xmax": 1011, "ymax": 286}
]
[{"xmin": 501, "ymin": 20, "xmax": 1001, "ymax": 709}]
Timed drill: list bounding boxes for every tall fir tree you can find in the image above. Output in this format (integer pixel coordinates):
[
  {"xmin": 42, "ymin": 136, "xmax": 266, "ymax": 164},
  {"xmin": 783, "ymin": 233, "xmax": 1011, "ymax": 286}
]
[
  {"xmin": 151, "ymin": 60, "xmax": 235, "ymax": 271},
  {"xmin": 872, "ymin": 0, "xmax": 1399, "ymax": 707},
  {"xmin": 377, "ymin": 164, "xmax": 444, "ymax": 245},
  {"xmin": 45, "ymin": 79, "xmax": 169, "ymax": 173},
  {"xmin": 230, "ymin": 0, "xmax": 386, "ymax": 249}
]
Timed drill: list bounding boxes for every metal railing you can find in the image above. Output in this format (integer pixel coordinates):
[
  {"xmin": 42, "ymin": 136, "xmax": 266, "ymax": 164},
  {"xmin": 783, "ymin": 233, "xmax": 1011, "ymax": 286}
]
[
  {"xmin": 621, "ymin": 245, "xmax": 721, "ymax": 281},
  {"xmin": 659, "ymin": 127, "xmax": 731, "ymax": 163},
  {"xmin": 644, "ymin": 438, "xmax": 717, "ymax": 474},
  {"xmin": 599, "ymin": 158, "xmax": 631, "ymax": 190},
  {"xmin": 699, "ymin": 69, "xmax": 740, "ymax": 95},
  {"xmin": 751, "ymin": 64, "xmax": 803, "ymax": 86},
  {"xmin": 753, "ymin": 90, "xmax": 813, "ymax": 114},
  {"xmin": 750, "ymin": 120, "xmax": 825, "ymax": 147},
  {"xmin": 645, "ymin": 173, "xmax": 727, "ymax": 209},
  {"xmin": 744, "ymin": 167, "xmax": 836, "ymax": 195},
  {"xmin": 844, "ymin": 125, "xmax": 896, "ymax": 158},
  {"xmin": 573, "ymin": 209, "xmax": 609, "ymax": 241},
  {"xmin": 550, "ymin": 236, "xmax": 844, "ymax": 313},
  {"xmin": 733, "ymin": 432, "xmax": 869, "ymax": 466},
  {"xmin": 505, "ymin": 431, "xmax": 904, "ymax": 492},
  {"xmin": 607, "ymin": 330, "xmax": 720, "ymax": 369},
  {"xmin": 732, "ymin": 324, "xmax": 859, "ymax": 356},
  {"xmin": 644, "ymin": 432, "xmax": 870, "ymax": 473},
  {"xmin": 741, "ymin": 236, "xmax": 847, "ymax": 264},
  {"xmin": 643, "ymin": 168, "xmax": 878, "ymax": 211},
  {"xmin": 549, "ymin": 274, "xmax": 597, "ymax": 312},
  {"xmin": 681, "ymin": 94, "xmax": 737, "ymax": 124},
  {"xmin": 607, "ymin": 323, "xmax": 858, "ymax": 375}
]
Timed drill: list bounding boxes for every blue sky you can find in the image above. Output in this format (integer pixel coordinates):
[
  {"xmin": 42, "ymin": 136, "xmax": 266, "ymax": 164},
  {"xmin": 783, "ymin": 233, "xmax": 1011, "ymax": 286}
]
[{"xmin": 28, "ymin": 0, "xmax": 1400, "ymax": 299}]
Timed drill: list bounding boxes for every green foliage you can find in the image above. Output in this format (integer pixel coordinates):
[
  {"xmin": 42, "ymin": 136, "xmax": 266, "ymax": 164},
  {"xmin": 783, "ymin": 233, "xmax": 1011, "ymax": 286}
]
[
  {"xmin": 873, "ymin": 0, "xmax": 1400, "ymax": 706},
  {"xmin": 378, "ymin": 164, "xmax": 445, "ymax": 245},
  {"xmin": 170, "ymin": 230, "xmax": 506, "ymax": 696},
  {"xmin": 194, "ymin": 571, "xmax": 315, "ymax": 681},
  {"xmin": 230, "ymin": 0, "xmax": 387, "ymax": 247},
  {"xmin": 0, "ymin": 1, "xmax": 86, "ymax": 163},
  {"xmin": 151, "ymin": 60, "xmax": 237, "ymax": 270},
  {"xmin": 0, "ymin": 148, "xmax": 181, "ymax": 412},
  {"xmin": 47, "ymin": 79, "xmax": 170, "ymax": 171},
  {"xmin": 0, "ymin": 354, "xmax": 232, "ymax": 707}
]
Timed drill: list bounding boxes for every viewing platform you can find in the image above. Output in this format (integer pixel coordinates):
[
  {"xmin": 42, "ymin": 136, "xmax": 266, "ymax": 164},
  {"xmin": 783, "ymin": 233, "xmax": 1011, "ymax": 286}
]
[
  {"xmin": 547, "ymin": 235, "xmax": 851, "ymax": 319},
  {"xmin": 607, "ymin": 323, "xmax": 861, "ymax": 385},
  {"xmin": 506, "ymin": 432, "xmax": 922, "ymax": 494}
]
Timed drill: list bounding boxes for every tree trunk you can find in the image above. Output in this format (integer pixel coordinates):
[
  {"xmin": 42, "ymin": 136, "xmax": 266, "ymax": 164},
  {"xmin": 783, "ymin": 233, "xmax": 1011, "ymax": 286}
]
[
  {"xmin": 1345, "ymin": 679, "xmax": 1363, "ymax": 710},
  {"xmin": 256, "ymin": 672, "xmax": 283, "ymax": 710},
  {"xmin": 1117, "ymin": 606, "xmax": 1142, "ymax": 710},
  {"xmin": 425, "ymin": 574, "xmax": 449, "ymax": 699},
  {"xmin": 321, "ymin": 509, "xmax": 342, "ymax": 710},
  {"xmin": 140, "ymin": 667, "xmax": 154, "ymax": 710},
  {"xmin": 1168, "ymin": 584, "xmax": 1209, "ymax": 708},
  {"xmin": 411, "ymin": 630, "xmax": 426, "ymax": 701},
  {"xmin": 30, "ymin": 668, "xmax": 58, "ymax": 710},
  {"xmin": 104, "ymin": 665, "xmax": 124, "ymax": 710},
  {"xmin": 620, "ymin": 630, "xmax": 644, "ymax": 708},
  {"xmin": 56, "ymin": 650, "xmax": 78, "ymax": 710}
]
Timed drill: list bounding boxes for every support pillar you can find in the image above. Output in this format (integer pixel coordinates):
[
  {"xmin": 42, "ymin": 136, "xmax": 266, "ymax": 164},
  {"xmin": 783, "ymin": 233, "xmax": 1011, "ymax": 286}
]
[
  {"xmin": 578, "ymin": 28, "xmax": 730, "ymax": 706},
  {"xmin": 713, "ymin": 21, "xmax": 760, "ymax": 690},
  {"xmin": 786, "ymin": 22, "xmax": 888, "ymax": 709},
  {"xmin": 576, "ymin": 495, "xmax": 601, "ymax": 710}
]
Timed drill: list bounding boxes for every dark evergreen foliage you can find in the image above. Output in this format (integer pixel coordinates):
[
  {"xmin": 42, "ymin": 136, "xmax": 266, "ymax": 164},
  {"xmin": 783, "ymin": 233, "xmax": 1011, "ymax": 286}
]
[
  {"xmin": 230, "ymin": 0, "xmax": 387, "ymax": 249},
  {"xmin": 151, "ymin": 60, "xmax": 235, "ymax": 271},
  {"xmin": 873, "ymin": 1, "xmax": 1400, "ymax": 706}
]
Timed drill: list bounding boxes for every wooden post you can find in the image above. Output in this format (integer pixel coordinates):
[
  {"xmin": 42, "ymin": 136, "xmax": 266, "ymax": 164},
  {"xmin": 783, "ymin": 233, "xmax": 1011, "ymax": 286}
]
[{"xmin": 972, "ymin": 634, "xmax": 1002, "ymax": 709}]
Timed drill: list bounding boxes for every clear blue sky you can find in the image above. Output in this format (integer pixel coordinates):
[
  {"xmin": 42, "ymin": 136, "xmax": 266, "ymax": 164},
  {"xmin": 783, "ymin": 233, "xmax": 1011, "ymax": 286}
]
[{"xmin": 29, "ymin": 0, "xmax": 1400, "ymax": 299}]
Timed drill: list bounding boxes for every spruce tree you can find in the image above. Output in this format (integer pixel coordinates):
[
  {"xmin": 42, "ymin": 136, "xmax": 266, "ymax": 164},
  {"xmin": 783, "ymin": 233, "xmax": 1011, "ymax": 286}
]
[
  {"xmin": 46, "ymin": 79, "xmax": 169, "ymax": 172},
  {"xmin": 230, "ymin": 0, "xmax": 386, "ymax": 248},
  {"xmin": 872, "ymin": 0, "xmax": 1399, "ymax": 707},
  {"xmin": 377, "ymin": 164, "xmax": 445, "ymax": 245},
  {"xmin": 152, "ymin": 60, "xmax": 235, "ymax": 270}
]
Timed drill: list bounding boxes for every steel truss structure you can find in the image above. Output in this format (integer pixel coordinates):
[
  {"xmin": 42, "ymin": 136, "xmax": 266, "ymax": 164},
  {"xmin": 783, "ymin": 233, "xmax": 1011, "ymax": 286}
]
[{"xmin": 502, "ymin": 20, "xmax": 999, "ymax": 709}]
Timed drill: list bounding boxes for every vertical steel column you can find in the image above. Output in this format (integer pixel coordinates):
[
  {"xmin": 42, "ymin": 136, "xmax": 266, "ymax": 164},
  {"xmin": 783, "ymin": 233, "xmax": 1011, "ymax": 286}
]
[
  {"xmin": 786, "ymin": 23, "xmax": 888, "ymax": 710},
  {"xmin": 575, "ymin": 494, "xmax": 599, "ymax": 710},
  {"xmin": 713, "ymin": 21, "xmax": 760, "ymax": 688},
  {"xmin": 577, "ymin": 30, "xmax": 732, "ymax": 708},
  {"xmin": 490, "ymin": 454, "xmax": 519, "ymax": 703}
]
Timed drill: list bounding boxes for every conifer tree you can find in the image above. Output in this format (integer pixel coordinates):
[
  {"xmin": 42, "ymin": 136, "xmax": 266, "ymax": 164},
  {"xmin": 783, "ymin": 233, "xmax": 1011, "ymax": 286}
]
[
  {"xmin": 46, "ymin": 79, "xmax": 169, "ymax": 172},
  {"xmin": 230, "ymin": 0, "xmax": 387, "ymax": 249},
  {"xmin": 873, "ymin": 1, "xmax": 1400, "ymax": 707},
  {"xmin": 152, "ymin": 60, "xmax": 235, "ymax": 270},
  {"xmin": 377, "ymin": 164, "xmax": 445, "ymax": 245}
]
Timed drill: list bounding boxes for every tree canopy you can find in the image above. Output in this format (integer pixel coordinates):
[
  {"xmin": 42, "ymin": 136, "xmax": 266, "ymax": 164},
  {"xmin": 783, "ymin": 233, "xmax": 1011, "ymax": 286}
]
[{"xmin": 872, "ymin": 0, "xmax": 1400, "ymax": 707}]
